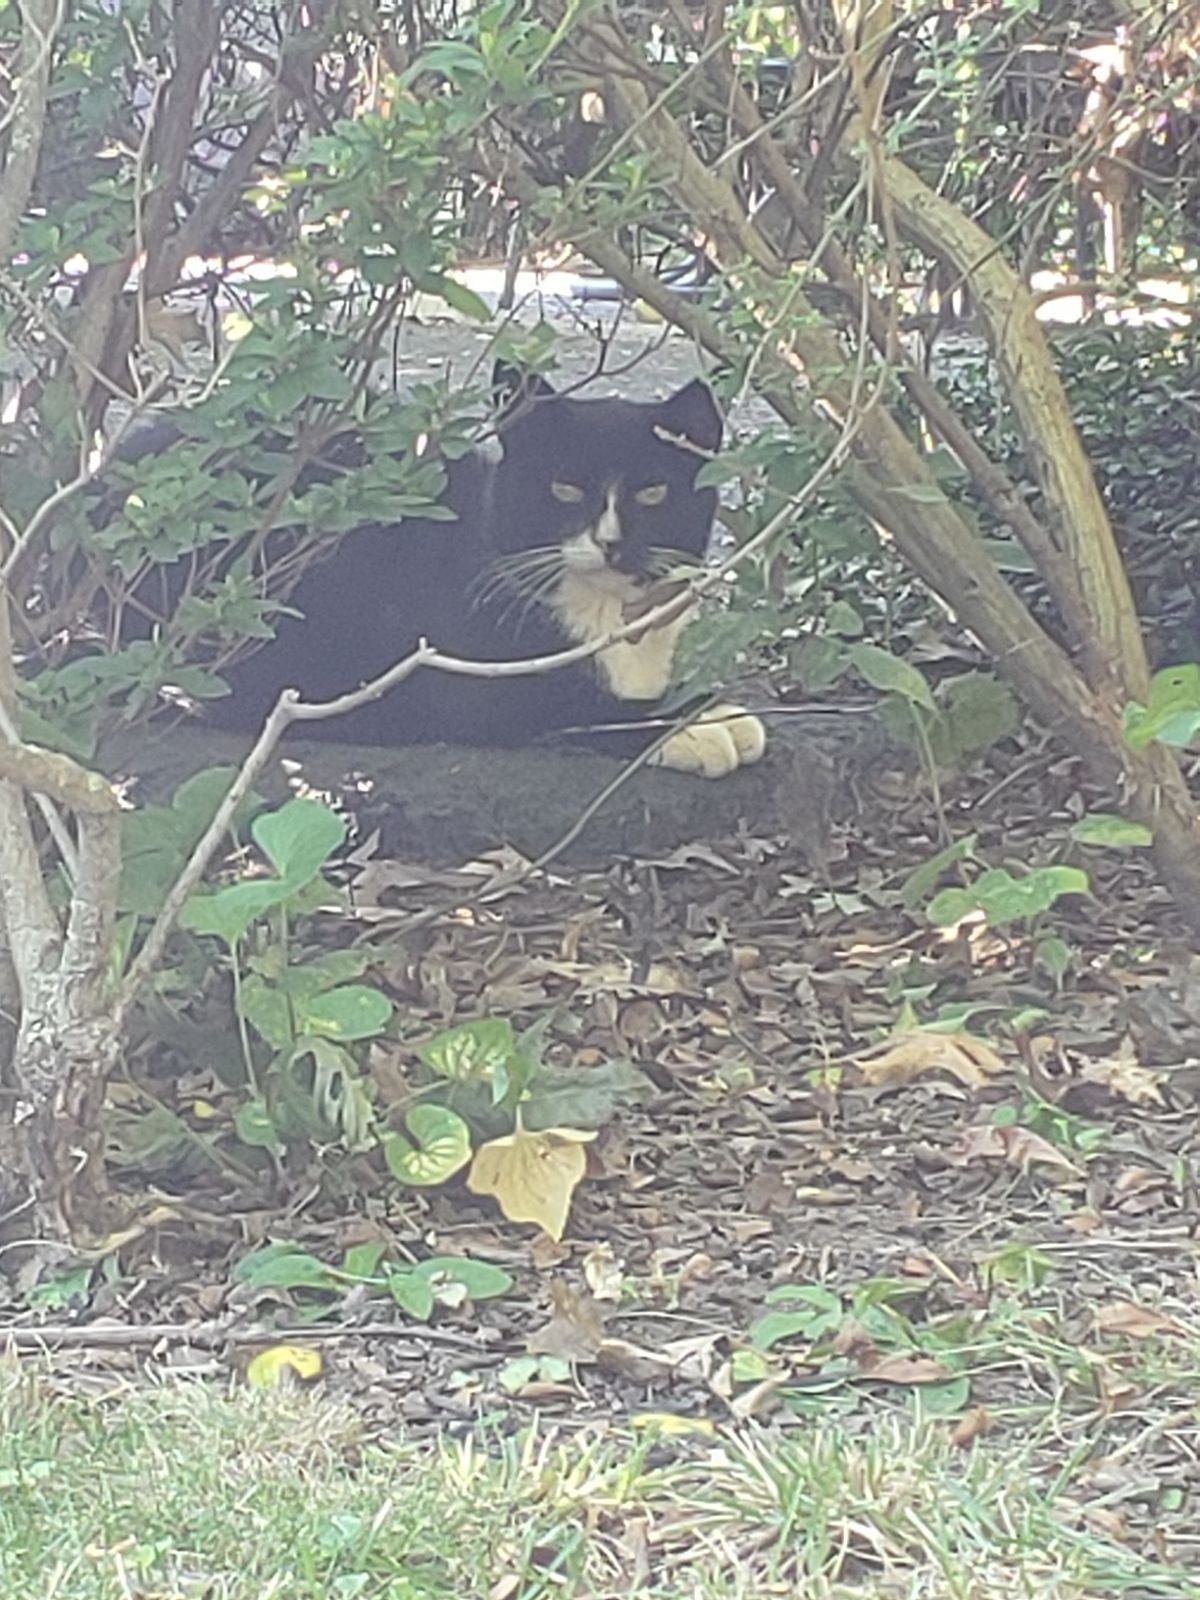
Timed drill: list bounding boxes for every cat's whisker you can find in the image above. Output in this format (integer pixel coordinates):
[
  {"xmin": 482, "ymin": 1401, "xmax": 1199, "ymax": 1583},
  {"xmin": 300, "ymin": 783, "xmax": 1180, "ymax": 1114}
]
[
  {"xmin": 472, "ymin": 548, "xmax": 563, "ymax": 609},
  {"xmin": 487, "ymin": 556, "xmax": 568, "ymax": 627},
  {"xmin": 513, "ymin": 565, "xmax": 568, "ymax": 630}
]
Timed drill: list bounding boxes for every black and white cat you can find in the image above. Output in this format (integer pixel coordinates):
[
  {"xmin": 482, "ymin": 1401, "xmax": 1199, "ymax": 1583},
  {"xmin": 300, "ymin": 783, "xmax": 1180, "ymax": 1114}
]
[{"xmin": 202, "ymin": 368, "xmax": 766, "ymax": 778}]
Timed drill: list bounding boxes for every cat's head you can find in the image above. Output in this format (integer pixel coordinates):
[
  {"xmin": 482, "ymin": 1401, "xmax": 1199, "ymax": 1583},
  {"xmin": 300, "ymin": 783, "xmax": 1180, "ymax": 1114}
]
[{"xmin": 488, "ymin": 367, "xmax": 722, "ymax": 594}]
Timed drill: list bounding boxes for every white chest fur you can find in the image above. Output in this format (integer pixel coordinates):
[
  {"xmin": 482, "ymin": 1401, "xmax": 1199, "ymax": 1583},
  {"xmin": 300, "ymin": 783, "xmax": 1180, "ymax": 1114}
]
[{"xmin": 551, "ymin": 572, "xmax": 691, "ymax": 702}]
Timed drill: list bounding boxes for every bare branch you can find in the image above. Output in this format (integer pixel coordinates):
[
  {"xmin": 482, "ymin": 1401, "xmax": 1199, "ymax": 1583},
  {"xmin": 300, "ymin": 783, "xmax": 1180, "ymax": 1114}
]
[{"xmin": 0, "ymin": 0, "xmax": 61, "ymax": 267}]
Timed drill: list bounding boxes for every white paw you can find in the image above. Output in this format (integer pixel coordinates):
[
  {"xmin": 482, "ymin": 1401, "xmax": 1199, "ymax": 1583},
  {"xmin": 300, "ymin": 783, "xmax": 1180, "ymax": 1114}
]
[{"xmin": 650, "ymin": 703, "xmax": 767, "ymax": 779}]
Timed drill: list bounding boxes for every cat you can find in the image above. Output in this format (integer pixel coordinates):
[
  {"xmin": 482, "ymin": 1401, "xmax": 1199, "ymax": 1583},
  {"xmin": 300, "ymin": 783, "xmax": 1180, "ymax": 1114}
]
[{"xmin": 186, "ymin": 366, "xmax": 767, "ymax": 778}]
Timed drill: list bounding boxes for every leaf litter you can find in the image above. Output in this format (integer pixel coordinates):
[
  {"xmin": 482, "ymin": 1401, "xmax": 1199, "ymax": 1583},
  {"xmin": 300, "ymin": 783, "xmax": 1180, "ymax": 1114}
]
[{"xmin": 12, "ymin": 718, "xmax": 1200, "ymax": 1568}]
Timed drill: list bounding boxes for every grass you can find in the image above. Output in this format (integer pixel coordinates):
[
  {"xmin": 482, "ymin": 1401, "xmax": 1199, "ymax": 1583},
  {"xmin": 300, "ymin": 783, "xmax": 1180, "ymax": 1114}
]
[{"xmin": 1, "ymin": 1363, "xmax": 1197, "ymax": 1600}]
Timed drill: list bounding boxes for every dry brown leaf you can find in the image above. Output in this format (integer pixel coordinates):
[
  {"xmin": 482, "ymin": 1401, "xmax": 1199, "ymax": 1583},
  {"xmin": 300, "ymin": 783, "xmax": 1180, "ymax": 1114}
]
[
  {"xmin": 853, "ymin": 1029, "xmax": 1008, "ymax": 1090},
  {"xmin": 526, "ymin": 1280, "xmax": 606, "ymax": 1363},
  {"xmin": 657, "ymin": 1333, "xmax": 723, "ymax": 1380},
  {"xmin": 1079, "ymin": 1039, "xmax": 1166, "ymax": 1107},
  {"xmin": 597, "ymin": 1337, "xmax": 675, "ymax": 1382},
  {"xmin": 949, "ymin": 1406, "xmax": 991, "ymax": 1447},
  {"xmin": 954, "ymin": 1123, "xmax": 1083, "ymax": 1178},
  {"xmin": 831, "ymin": 1318, "xmax": 877, "ymax": 1362},
  {"xmin": 1081, "ymin": 1505, "xmax": 1130, "ymax": 1540},
  {"xmin": 1095, "ymin": 1363, "xmax": 1140, "ymax": 1414},
  {"xmin": 467, "ymin": 1123, "xmax": 595, "ymax": 1241},
  {"xmin": 859, "ymin": 1352, "xmax": 952, "ymax": 1385},
  {"xmin": 538, "ymin": 958, "xmax": 696, "ymax": 997},
  {"xmin": 1093, "ymin": 1299, "xmax": 1185, "ymax": 1339}
]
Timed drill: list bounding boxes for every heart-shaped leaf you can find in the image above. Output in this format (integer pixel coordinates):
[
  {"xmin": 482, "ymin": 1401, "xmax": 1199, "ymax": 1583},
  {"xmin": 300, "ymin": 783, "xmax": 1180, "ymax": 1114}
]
[
  {"xmin": 299, "ymin": 984, "xmax": 393, "ymax": 1041},
  {"xmin": 849, "ymin": 643, "xmax": 936, "ymax": 712},
  {"xmin": 252, "ymin": 797, "xmax": 346, "ymax": 886},
  {"xmin": 387, "ymin": 1270, "xmax": 436, "ymax": 1321},
  {"xmin": 383, "ymin": 1105, "xmax": 472, "ymax": 1186},
  {"xmin": 418, "ymin": 1018, "xmax": 515, "ymax": 1080},
  {"xmin": 181, "ymin": 878, "xmax": 295, "ymax": 947},
  {"xmin": 413, "ymin": 1256, "xmax": 513, "ymax": 1299}
]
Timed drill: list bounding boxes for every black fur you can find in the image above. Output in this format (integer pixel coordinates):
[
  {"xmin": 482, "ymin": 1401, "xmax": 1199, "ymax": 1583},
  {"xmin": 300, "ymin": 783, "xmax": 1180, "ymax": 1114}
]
[{"xmin": 198, "ymin": 371, "xmax": 724, "ymax": 753}]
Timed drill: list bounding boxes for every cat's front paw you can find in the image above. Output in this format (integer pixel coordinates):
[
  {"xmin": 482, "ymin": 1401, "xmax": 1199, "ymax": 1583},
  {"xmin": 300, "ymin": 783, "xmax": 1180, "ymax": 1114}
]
[{"xmin": 650, "ymin": 703, "xmax": 767, "ymax": 778}]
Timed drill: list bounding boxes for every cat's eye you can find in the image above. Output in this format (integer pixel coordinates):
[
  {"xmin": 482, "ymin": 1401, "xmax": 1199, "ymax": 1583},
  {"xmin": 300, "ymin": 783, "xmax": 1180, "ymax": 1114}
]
[
  {"xmin": 551, "ymin": 480, "xmax": 585, "ymax": 503},
  {"xmin": 634, "ymin": 483, "xmax": 668, "ymax": 506}
]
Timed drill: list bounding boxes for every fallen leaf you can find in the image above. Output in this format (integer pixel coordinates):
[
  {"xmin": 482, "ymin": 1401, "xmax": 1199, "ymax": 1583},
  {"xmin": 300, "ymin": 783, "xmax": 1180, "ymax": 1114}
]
[
  {"xmin": 1093, "ymin": 1300, "xmax": 1184, "ymax": 1339},
  {"xmin": 729, "ymin": 1372, "xmax": 788, "ymax": 1419},
  {"xmin": 630, "ymin": 1412, "xmax": 717, "ymax": 1436},
  {"xmin": 468, "ymin": 1122, "xmax": 595, "ymax": 1240},
  {"xmin": 1079, "ymin": 1040, "xmax": 1166, "ymax": 1107},
  {"xmin": 831, "ymin": 1318, "xmax": 877, "ymax": 1362},
  {"xmin": 597, "ymin": 1337, "xmax": 675, "ymax": 1381},
  {"xmin": 582, "ymin": 1242, "xmax": 624, "ymax": 1302},
  {"xmin": 245, "ymin": 1344, "xmax": 322, "ymax": 1389},
  {"xmin": 954, "ymin": 1123, "xmax": 1083, "ymax": 1178},
  {"xmin": 853, "ymin": 1029, "xmax": 1008, "ymax": 1090},
  {"xmin": 858, "ymin": 1351, "xmax": 951, "ymax": 1385},
  {"xmin": 526, "ymin": 1280, "xmax": 605, "ymax": 1363},
  {"xmin": 949, "ymin": 1406, "xmax": 991, "ymax": 1447}
]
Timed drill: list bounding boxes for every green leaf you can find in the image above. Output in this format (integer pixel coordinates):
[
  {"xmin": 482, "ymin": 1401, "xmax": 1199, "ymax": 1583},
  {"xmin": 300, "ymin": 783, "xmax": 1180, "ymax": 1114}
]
[
  {"xmin": 1035, "ymin": 935, "xmax": 1072, "ymax": 979},
  {"xmin": 383, "ymin": 1104, "xmax": 472, "ymax": 1186},
  {"xmin": 791, "ymin": 636, "xmax": 847, "ymax": 691},
  {"xmin": 252, "ymin": 798, "xmax": 346, "ymax": 886},
  {"xmin": 750, "ymin": 1310, "xmax": 822, "ymax": 1351},
  {"xmin": 913, "ymin": 1376, "xmax": 971, "ymax": 1415},
  {"xmin": 299, "ymin": 984, "xmax": 393, "ymax": 1041},
  {"xmin": 928, "ymin": 865, "xmax": 1089, "ymax": 928},
  {"xmin": 498, "ymin": 1355, "xmax": 541, "ymax": 1393},
  {"xmin": 824, "ymin": 600, "xmax": 864, "ymax": 637},
  {"xmin": 413, "ymin": 1256, "xmax": 513, "ymax": 1299},
  {"xmin": 180, "ymin": 878, "xmax": 295, "ymax": 947},
  {"xmin": 1124, "ymin": 664, "xmax": 1200, "ymax": 749},
  {"xmin": 926, "ymin": 886, "xmax": 976, "ymax": 926},
  {"xmin": 342, "ymin": 1241, "xmax": 388, "ymax": 1281},
  {"xmin": 1069, "ymin": 812, "xmax": 1154, "ymax": 848},
  {"xmin": 233, "ymin": 1099, "xmax": 281, "ymax": 1150},
  {"xmin": 848, "ymin": 643, "xmax": 936, "ymax": 711},
  {"xmin": 890, "ymin": 482, "xmax": 950, "ymax": 505},
  {"xmin": 289, "ymin": 1038, "xmax": 375, "ymax": 1150},
  {"xmin": 418, "ymin": 1018, "xmax": 515, "ymax": 1080},
  {"xmin": 523, "ymin": 1060, "xmax": 651, "ymax": 1131},
  {"xmin": 899, "ymin": 834, "xmax": 977, "ymax": 911},
  {"xmin": 387, "ymin": 1270, "xmax": 436, "ymax": 1321},
  {"xmin": 423, "ymin": 273, "xmax": 493, "ymax": 322},
  {"xmin": 240, "ymin": 975, "xmax": 294, "ymax": 1051},
  {"xmin": 234, "ymin": 1243, "xmax": 339, "ymax": 1292}
]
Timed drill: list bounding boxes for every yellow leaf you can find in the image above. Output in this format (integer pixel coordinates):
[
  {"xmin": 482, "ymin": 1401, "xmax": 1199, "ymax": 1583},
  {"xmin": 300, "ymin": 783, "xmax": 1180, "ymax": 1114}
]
[
  {"xmin": 245, "ymin": 1344, "xmax": 323, "ymax": 1389},
  {"xmin": 630, "ymin": 1412, "xmax": 717, "ymax": 1436},
  {"xmin": 467, "ymin": 1124, "xmax": 595, "ymax": 1241}
]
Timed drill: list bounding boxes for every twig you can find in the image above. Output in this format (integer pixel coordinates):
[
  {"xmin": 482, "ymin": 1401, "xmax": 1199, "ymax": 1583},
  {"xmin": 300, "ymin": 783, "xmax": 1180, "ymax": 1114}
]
[{"xmin": 0, "ymin": 1318, "xmax": 500, "ymax": 1353}]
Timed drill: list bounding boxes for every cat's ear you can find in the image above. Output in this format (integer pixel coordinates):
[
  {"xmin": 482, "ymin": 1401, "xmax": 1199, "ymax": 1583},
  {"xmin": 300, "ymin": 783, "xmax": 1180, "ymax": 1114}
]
[
  {"xmin": 658, "ymin": 379, "xmax": 722, "ymax": 454},
  {"xmin": 492, "ymin": 359, "xmax": 557, "ymax": 422}
]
